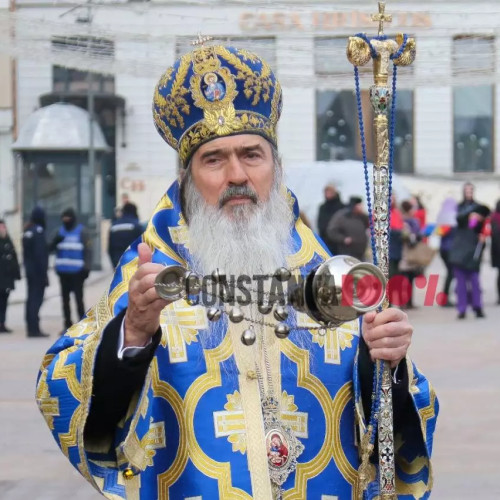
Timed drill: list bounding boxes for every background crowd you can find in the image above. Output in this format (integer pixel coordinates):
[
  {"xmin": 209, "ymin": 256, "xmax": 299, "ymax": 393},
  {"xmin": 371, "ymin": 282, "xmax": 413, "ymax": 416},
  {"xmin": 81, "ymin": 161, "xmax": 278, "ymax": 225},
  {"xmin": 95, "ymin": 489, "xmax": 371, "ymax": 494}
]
[
  {"xmin": 317, "ymin": 181, "xmax": 500, "ymax": 319},
  {"xmin": 0, "ymin": 196, "xmax": 141, "ymax": 337}
]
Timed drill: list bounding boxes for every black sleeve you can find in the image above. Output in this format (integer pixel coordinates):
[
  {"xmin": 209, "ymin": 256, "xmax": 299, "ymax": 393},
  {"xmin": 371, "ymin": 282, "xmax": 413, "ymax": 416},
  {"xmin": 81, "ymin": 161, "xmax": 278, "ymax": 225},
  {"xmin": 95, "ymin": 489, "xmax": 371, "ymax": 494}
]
[
  {"xmin": 358, "ymin": 335, "xmax": 411, "ymax": 435},
  {"xmin": 84, "ymin": 309, "xmax": 161, "ymax": 442}
]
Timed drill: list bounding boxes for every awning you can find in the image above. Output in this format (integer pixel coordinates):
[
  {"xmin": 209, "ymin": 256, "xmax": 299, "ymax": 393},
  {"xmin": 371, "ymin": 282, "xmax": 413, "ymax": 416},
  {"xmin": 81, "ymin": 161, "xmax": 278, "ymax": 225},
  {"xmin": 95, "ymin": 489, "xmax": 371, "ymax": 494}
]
[{"xmin": 12, "ymin": 102, "xmax": 110, "ymax": 152}]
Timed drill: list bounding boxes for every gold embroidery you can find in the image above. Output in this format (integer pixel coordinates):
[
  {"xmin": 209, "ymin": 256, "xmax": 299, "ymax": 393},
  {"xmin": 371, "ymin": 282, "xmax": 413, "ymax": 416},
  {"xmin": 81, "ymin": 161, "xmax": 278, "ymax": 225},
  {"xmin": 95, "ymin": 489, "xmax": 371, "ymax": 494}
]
[
  {"xmin": 218, "ymin": 46, "xmax": 274, "ymax": 106},
  {"xmin": 184, "ymin": 335, "xmax": 252, "ymax": 499},
  {"xmin": 141, "ymin": 420, "xmax": 167, "ymax": 467},
  {"xmin": 189, "ymin": 66, "xmax": 237, "ymax": 114},
  {"xmin": 288, "ymin": 218, "xmax": 330, "ymax": 269},
  {"xmin": 178, "ymin": 110, "xmax": 277, "ymax": 164},
  {"xmin": 280, "ymin": 341, "xmax": 359, "ymax": 499},
  {"xmin": 52, "ymin": 347, "xmax": 82, "ymax": 402},
  {"xmin": 213, "ymin": 390, "xmax": 308, "ymax": 455},
  {"xmin": 160, "ymin": 301, "xmax": 208, "ymax": 363},
  {"xmin": 153, "ymin": 109, "xmax": 179, "ymax": 149},
  {"xmin": 142, "ymin": 225, "xmax": 186, "ymax": 268},
  {"xmin": 36, "ymin": 371, "xmax": 60, "ymax": 430},
  {"xmin": 108, "ymin": 258, "xmax": 139, "ymax": 311},
  {"xmin": 269, "ymin": 79, "xmax": 282, "ymax": 124},
  {"xmin": 298, "ymin": 317, "xmax": 359, "ymax": 365},
  {"xmin": 169, "ymin": 214, "xmax": 189, "ymax": 248},
  {"xmin": 77, "ymin": 292, "xmax": 114, "ymax": 485},
  {"xmin": 151, "ymin": 359, "xmax": 189, "ymax": 499},
  {"xmin": 418, "ymin": 388, "xmax": 437, "ymax": 438},
  {"xmin": 157, "ymin": 54, "xmax": 191, "ymax": 129}
]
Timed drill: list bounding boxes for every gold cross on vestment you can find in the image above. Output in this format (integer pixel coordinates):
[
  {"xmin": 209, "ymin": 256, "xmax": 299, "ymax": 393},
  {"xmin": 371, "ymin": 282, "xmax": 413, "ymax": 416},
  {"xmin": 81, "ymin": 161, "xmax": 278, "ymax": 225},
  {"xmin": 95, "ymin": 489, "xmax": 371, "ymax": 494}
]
[
  {"xmin": 160, "ymin": 301, "xmax": 208, "ymax": 363},
  {"xmin": 298, "ymin": 313, "xmax": 359, "ymax": 365},
  {"xmin": 140, "ymin": 420, "xmax": 167, "ymax": 467},
  {"xmin": 371, "ymin": 1, "xmax": 392, "ymax": 36},
  {"xmin": 213, "ymin": 390, "xmax": 308, "ymax": 454},
  {"xmin": 191, "ymin": 33, "xmax": 213, "ymax": 47}
]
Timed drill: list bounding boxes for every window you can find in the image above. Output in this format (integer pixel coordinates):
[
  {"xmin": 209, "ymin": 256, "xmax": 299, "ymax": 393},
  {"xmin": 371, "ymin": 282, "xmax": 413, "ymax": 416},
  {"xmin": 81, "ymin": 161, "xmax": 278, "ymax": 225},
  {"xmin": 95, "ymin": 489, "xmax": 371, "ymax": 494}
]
[
  {"xmin": 317, "ymin": 90, "xmax": 358, "ymax": 161},
  {"xmin": 392, "ymin": 90, "xmax": 414, "ymax": 174},
  {"xmin": 315, "ymin": 37, "xmax": 414, "ymax": 173},
  {"xmin": 453, "ymin": 36, "xmax": 495, "ymax": 172},
  {"xmin": 52, "ymin": 36, "xmax": 115, "ymax": 93}
]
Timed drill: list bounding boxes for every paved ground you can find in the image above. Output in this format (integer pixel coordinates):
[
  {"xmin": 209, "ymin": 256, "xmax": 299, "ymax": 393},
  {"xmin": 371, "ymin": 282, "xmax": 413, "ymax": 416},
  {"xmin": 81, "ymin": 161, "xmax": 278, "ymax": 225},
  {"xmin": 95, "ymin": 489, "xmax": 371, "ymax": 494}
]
[{"xmin": 0, "ymin": 259, "xmax": 499, "ymax": 499}]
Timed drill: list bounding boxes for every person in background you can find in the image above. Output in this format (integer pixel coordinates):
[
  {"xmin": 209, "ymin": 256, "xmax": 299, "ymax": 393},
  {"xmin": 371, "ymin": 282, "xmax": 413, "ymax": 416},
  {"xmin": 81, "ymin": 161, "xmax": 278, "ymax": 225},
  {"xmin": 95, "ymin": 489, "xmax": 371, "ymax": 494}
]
[
  {"xmin": 399, "ymin": 200, "xmax": 423, "ymax": 309},
  {"xmin": 326, "ymin": 195, "xmax": 369, "ymax": 261},
  {"xmin": 0, "ymin": 219, "xmax": 21, "ymax": 333},
  {"xmin": 108, "ymin": 202, "xmax": 143, "ymax": 268},
  {"xmin": 389, "ymin": 194, "xmax": 404, "ymax": 277},
  {"xmin": 22, "ymin": 207, "xmax": 49, "ymax": 337},
  {"xmin": 411, "ymin": 195, "xmax": 427, "ymax": 232},
  {"xmin": 317, "ymin": 183, "xmax": 344, "ymax": 254},
  {"xmin": 490, "ymin": 200, "xmax": 500, "ymax": 305},
  {"xmin": 436, "ymin": 198, "xmax": 458, "ymax": 308},
  {"xmin": 50, "ymin": 208, "xmax": 92, "ymax": 331},
  {"xmin": 449, "ymin": 201, "xmax": 490, "ymax": 319},
  {"xmin": 458, "ymin": 182, "xmax": 476, "ymax": 212},
  {"xmin": 388, "ymin": 195, "xmax": 405, "ymax": 307}
]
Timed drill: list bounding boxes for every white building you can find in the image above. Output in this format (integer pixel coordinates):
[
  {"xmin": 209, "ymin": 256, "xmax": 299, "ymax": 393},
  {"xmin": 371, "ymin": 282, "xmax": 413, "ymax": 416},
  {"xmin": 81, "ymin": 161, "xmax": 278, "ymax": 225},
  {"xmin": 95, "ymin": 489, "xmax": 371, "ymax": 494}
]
[
  {"xmin": 3, "ymin": 0, "xmax": 500, "ymax": 248},
  {"xmin": 0, "ymin": 0, "xmax": 17, "ymax": 241}
]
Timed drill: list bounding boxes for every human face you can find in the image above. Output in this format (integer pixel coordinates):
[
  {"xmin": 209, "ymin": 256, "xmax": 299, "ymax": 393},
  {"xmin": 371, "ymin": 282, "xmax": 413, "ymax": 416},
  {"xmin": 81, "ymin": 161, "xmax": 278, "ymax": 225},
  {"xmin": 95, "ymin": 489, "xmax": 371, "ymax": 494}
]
[
  {"xmin": 324, "ymin": 186, "xmax": 336, "ymax": 200},
  {"xmin": 190, "ymin": 135, "xmax": 275, "ymax": 212},
  {"xmin": 464, "ymin": 184, "xmax": 474, "ymax": 201}
]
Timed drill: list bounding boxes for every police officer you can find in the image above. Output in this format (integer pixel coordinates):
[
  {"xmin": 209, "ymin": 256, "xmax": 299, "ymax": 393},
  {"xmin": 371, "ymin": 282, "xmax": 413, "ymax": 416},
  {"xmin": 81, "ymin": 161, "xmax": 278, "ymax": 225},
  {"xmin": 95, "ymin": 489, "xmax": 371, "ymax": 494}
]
[
  {"xmin": 22, "ymin": 207, "xmax": 49, "ymax": 337},
  {"xmin": 50, "ymin": 208, "xmax": 92, "ymax": 332},
  {"xmin": 108, "ymin": 202, "xmax": 143, "ymax": 268}
]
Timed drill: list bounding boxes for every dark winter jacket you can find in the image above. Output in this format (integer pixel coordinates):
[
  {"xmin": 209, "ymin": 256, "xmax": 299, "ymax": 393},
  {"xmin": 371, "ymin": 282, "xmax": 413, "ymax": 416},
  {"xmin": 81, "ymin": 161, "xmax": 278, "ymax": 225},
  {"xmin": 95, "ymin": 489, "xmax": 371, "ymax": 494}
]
[
  {"xmin": 317, "ymin": 196, "xmax": 344, "ymax": 253},
  {"xmin": 449, "ymin": 203, "xmax": 490, "ymax": 272},
  {"xmin": 326, "ymin": 207, "xmax": 369, "ymax": 261},
  {"xmin": 108, "ymin": 215, "xmax": 143, "ymax": 268},
  {"xmin": 23, "ymin": 207, "xmax": 49, "ymax": 284},
  {"xmin": 0, "ymin": 234, "xmax": 21, "ymax": 292},
  {"xmin": 491, "ymin": 212, "xmax": 500, "ymax": 269}
]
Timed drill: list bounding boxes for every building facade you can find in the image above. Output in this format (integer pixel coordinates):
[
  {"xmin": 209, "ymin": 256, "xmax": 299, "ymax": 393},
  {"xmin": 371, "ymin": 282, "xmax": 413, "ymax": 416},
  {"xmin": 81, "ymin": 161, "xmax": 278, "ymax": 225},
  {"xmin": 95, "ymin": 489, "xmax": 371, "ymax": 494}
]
[{"xmin": 4, "ymin": 0, "xmax": 500, "ymax": 241}]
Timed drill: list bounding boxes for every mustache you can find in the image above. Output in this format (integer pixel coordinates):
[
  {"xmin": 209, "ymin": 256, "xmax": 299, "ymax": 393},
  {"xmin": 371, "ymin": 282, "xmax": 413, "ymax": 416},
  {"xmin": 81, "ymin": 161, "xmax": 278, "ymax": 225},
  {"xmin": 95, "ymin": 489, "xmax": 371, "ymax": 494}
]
[{"xmin": 218, "ymin": 185, "xmax": 258, "ymax": 207}]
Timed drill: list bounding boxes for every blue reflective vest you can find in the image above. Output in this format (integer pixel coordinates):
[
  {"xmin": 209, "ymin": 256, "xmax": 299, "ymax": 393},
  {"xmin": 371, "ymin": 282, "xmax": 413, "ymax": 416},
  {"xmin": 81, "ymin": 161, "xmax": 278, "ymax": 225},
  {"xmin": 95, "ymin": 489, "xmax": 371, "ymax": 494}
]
[{"xmin": 55, "ymin": 224, "xmax": 85, "ymax": 274}]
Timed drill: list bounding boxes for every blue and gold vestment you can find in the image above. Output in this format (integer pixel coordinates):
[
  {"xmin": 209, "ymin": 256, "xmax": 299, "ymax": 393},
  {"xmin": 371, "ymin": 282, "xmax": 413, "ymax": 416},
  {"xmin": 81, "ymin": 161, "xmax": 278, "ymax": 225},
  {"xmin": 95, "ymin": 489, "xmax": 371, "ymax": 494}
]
[{"xmin": 36, "ymin": 181, "xmax": 438, "ymax": 500}]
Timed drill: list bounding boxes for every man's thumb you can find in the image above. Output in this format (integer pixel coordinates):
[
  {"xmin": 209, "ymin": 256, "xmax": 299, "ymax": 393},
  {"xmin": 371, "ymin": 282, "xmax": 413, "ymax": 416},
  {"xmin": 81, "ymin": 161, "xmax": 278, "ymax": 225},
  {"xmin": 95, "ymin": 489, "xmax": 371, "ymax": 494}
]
[
  {"xmin": 363, "ymin": 311, "xmax": 376, "ymax": 324},
  {"xmin": 137, "ymin": 242, "xmax": 153, "ymax": 266}
]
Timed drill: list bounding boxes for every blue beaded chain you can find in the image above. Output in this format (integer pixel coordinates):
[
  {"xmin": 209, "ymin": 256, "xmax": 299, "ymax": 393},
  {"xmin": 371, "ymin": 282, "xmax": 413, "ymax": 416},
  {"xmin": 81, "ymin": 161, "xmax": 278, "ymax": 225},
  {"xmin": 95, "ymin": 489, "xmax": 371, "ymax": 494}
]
[{"xmin": 354, "ymin": 66, "xmax": 378, "ymax": 266}]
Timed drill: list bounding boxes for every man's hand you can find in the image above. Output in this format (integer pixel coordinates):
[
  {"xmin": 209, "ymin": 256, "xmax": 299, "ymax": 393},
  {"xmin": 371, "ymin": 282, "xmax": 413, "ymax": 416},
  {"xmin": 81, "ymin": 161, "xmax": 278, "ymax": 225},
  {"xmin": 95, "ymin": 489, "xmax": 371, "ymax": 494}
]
[
  {"xmin": 362, "ymin": 308, "xmax": 413, "ymax": 368},
  {"xmin": 124, "ymin": 243, "xmax": 169, "ymax": 348}
]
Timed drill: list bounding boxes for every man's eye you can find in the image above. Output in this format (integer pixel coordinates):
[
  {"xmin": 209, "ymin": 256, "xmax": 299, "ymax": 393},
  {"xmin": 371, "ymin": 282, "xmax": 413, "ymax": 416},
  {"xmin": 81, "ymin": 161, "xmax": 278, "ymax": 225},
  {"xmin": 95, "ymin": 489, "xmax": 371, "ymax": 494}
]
[{"xmin": 246, "ymin": 152, "xmax": 261, "ymax": 159}]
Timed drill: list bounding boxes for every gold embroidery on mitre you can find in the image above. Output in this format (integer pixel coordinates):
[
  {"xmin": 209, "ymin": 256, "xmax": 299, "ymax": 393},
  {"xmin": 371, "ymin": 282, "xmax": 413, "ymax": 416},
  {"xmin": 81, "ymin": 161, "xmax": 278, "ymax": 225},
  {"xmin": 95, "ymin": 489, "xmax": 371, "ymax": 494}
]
[
  {"xmin": 189, "ymin": 47, "xmax": 241, "ymax": 142},
  {"xmin": 153, "ymin": 59, "xmax": 190, "ymax": 149}
]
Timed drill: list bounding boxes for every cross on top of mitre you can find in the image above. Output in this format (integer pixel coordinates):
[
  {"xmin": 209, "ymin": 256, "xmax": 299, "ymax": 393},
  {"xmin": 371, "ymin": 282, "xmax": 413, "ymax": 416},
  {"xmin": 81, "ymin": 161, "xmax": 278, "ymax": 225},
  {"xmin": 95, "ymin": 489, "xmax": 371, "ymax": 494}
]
[
  {"xmin": 371, "ymin": 1, "xmax": 392, "ymax": 36},
  {"xmin": 191, "ymin": 33, "xmax": 213, "ymax": 47}
]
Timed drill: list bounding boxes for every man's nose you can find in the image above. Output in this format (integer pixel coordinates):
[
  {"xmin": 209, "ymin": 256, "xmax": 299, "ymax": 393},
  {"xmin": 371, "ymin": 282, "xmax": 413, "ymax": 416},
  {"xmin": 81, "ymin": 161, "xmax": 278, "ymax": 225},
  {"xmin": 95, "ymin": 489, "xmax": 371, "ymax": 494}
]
[{"xmin": 225, "ymin": 155, "xmax": 249, "ymax": 185}]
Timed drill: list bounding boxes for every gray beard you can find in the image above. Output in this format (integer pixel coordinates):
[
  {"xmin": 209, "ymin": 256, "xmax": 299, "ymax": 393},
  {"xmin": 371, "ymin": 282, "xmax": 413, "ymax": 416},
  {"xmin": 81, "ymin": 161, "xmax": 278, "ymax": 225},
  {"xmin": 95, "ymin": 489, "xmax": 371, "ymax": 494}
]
[
  {"xmin": 179, "ymin": 174, "xmax": 314, "ymax": 356},
  {"xmin": 183, "ymin": 179, "xmax": 294, "ymax": 279}
]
